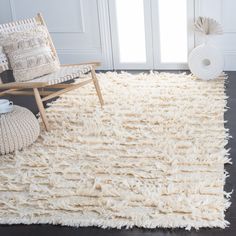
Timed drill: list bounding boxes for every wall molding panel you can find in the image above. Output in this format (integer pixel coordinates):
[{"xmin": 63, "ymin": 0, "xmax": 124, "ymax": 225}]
[
  {"xmin": 194, "ymin": 0, "xmax": 236, "ymax": 70},
  {"xmin": 9, "ymin": 0, "xmax": 85, "ymax": 33},
  {"xmin": 221, "ymin": 0, "xmax": 236, "ymax": 33},
  {"xmin": 97, "ymin": 0, "xmax": 113, "ymax": 69}
]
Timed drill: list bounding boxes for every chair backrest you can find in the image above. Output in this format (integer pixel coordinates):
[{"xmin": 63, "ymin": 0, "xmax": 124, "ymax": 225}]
[{"xmin": 0, "ymin": 13, "xmax": 59, "ymax": 76}]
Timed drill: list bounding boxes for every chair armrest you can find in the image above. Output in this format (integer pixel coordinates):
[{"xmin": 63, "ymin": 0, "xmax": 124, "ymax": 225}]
[
  {"xmin": 61, "ymin": 62, "xmax": 101, "ymax": 68},
  {"xmin": 0, "ymin": 81, "xmax": 48, "ymax": 90}
]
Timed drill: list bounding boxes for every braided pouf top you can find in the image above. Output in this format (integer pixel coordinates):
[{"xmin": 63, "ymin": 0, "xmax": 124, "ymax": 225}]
[{"xmin": 0, "ymin": 105, "xmax": 40, "ymax": 155}]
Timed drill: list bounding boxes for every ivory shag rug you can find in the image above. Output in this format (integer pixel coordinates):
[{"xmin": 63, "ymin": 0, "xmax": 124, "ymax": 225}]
[{"xmin": 0, "ymin": 72, "xmax": 231, "ymax": 230}]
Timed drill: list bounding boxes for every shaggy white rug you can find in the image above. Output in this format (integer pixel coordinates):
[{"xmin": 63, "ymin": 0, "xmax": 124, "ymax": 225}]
[{"xmin": 0, "ymin": 72, "xmax": 231, "ymax": 230}]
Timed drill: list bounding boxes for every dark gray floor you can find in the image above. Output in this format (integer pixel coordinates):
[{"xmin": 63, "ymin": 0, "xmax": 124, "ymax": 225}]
[{"xmin": 0, "ymin": 71, "xmax": 235, "ymax": 236}]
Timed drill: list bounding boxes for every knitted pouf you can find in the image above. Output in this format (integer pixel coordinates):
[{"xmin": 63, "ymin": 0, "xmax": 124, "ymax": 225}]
[{"xmin": 0, "ymin": 105, "xmax": 40, "ymax": 155}]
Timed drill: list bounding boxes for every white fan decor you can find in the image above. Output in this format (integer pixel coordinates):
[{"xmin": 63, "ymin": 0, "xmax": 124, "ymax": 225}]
[
  {"xmin": 188, "ymin": 17, "xmax": 224, "ymax": 80},
  {"xmin": 194, "ymin": 17, "xmax": 223, "ymax": 35}
]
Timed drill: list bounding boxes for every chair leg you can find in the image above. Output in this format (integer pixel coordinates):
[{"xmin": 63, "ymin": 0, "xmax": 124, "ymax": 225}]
[
  {"xmin": 33, "ymin": 88, "xmax": 50, "ymax": 131},
  {"xmin": 91, "ymin": 68, "xmax": 104, "ymax": 107}
]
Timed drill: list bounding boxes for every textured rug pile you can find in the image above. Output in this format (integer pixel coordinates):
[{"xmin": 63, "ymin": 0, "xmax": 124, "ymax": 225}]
[{"xmin": 0, "ymin": 72, "xmax": 231, "ymax": 229}]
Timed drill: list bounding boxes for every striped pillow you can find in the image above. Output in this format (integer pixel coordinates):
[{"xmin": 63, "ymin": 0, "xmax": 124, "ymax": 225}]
[
  {"xmin": 0, "ymin": 46, "xmax": 9, "ymax": 73},
  {"xmin": 0, "ymin": 26, "xmax": 60, "ymax": 82}
]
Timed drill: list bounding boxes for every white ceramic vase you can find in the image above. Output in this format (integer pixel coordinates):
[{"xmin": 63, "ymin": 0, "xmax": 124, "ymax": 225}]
[{"xmin": 188, "ymin": 41, "xmax": 224, "ymax": 80}]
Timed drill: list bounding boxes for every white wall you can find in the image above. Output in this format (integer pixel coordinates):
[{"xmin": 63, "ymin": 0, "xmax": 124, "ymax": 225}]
[
  {"xmin": 195, "ymin": 0, "xmax": 236, "ymax": 71},
  {"xmin": 0, "ymin": 0, "xmax": 113, "ymax": 70},
  {"xmin": 0, "ymin": 0, "xmax": 235, "ymax": 70}
]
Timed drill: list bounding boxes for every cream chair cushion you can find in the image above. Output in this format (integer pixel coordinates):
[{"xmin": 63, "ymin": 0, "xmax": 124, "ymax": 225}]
[{"xmin": 0, "ymin": 26, "xmax": 60, "ymax": 82}]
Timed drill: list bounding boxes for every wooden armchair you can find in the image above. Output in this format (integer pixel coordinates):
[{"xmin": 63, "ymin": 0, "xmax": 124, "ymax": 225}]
[{"xmin": 0, "ymin": 13, "xmax": 104, "ymax": 131}]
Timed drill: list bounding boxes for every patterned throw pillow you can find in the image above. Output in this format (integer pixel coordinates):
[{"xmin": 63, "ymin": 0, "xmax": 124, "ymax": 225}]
[
  {"xmin": 0, "ymin": 26, "xmax": 60, "ymax": 82},
  {"xmin": 0, "ymin": 46, "xmax": 10, "ymax": 83},
  {"xmin": 0, "ymin": 46, "xmax": 9, "ymax": 71}
]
